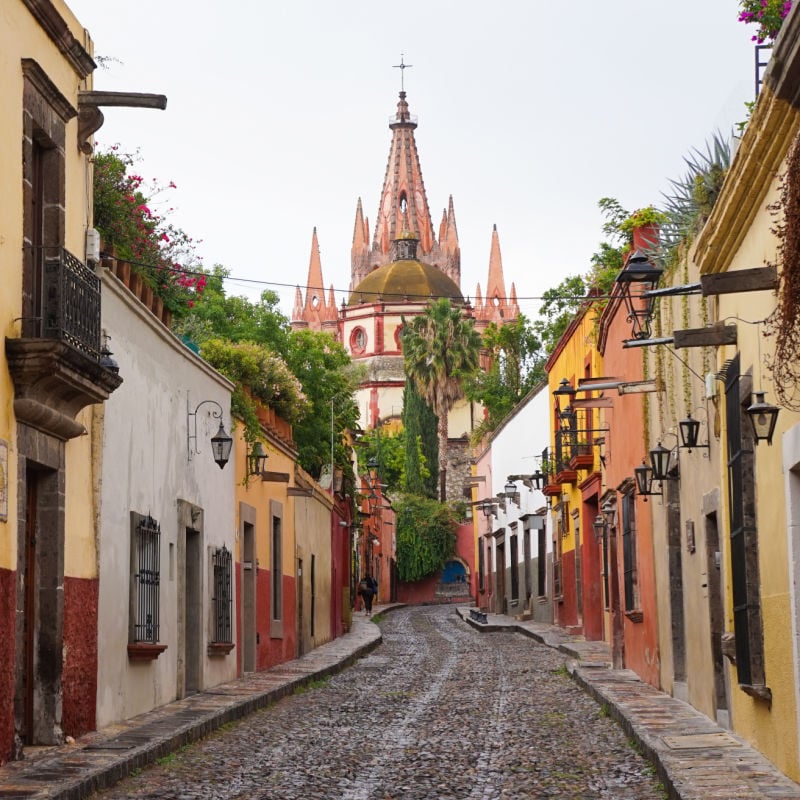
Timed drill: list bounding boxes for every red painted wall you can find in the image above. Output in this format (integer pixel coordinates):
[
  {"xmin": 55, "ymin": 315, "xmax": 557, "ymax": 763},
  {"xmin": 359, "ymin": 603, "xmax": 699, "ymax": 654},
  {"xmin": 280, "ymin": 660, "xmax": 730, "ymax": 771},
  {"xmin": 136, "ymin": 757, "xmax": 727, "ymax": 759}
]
[
  {"xmin": 62, "ymin": 576, "xmax": 98, "ymax": 739},
  {"xmin": 556, "ymin": 550, "xmax": 579, "ymax": 629},
  {"xmin": 0, "ymin": 567, "xmax": 15, "ymax": 765},
  {"xmin": 257, "ymin": 570, "xmax": 297, "ymax": 669}
]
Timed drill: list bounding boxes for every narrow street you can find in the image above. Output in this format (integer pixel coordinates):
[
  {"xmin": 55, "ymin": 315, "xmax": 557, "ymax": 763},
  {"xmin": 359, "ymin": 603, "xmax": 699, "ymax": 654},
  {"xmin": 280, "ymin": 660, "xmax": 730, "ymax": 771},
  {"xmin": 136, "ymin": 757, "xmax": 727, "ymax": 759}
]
[{"xmin": 93, "ymin": 606, "xmax": 665, "ymax": 800}]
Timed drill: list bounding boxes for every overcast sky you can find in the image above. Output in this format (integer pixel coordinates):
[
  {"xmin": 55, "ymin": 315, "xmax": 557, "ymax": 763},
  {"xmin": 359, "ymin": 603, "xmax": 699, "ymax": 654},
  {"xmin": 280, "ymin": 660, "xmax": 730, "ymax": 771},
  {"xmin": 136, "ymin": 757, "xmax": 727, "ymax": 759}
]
[{"xmin": 67, "ymin": 0, "xmax": 758, "ymax": 320}]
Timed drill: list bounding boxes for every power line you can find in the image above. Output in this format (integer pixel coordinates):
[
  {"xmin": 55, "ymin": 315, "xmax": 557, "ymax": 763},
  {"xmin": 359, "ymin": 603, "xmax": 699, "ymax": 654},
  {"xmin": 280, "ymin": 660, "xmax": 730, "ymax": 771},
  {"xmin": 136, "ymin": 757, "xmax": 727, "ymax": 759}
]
[{"xmin": 105, "ymin": 252, "xmax": 618, "ymax": 306}]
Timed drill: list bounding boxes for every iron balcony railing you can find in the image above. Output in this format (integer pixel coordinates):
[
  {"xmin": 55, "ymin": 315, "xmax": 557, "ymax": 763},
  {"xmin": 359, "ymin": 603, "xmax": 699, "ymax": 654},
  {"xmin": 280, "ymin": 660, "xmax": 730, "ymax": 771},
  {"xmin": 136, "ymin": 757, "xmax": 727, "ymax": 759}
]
[{"xmin": 41, "ymin": 246, "xmax": 101, "ymax": 360}]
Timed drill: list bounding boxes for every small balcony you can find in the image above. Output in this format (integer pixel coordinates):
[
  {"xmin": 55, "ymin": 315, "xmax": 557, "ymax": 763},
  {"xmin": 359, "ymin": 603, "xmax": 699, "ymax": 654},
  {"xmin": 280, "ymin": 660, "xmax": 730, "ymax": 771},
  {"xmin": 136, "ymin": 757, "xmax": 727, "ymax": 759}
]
[
  {"xmin": 569, "ymin": 442, "xmax": 594, "ymax": 471},
  {"xmin": 6, "ymin": 247, "xmax": 122, "ymax": 440}
]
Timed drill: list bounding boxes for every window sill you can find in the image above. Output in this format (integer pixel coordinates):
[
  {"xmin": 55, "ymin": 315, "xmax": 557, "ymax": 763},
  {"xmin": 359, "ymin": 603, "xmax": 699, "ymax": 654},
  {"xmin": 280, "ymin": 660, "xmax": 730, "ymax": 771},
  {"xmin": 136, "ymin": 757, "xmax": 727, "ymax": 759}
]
[
  {"xmin": 739, "ymin": 683, "xmax": 772, "ymax": 704},
  {"xmin": 625, "ymin": 610, "xmax": 644, "ymax": 623},
  {"xmin": 207, "ymin": 642, "xmax": 235, "ymax": 657},
  {"xmin": 127, "ymin": 642, "xmax": 168, "ymax": 662}
]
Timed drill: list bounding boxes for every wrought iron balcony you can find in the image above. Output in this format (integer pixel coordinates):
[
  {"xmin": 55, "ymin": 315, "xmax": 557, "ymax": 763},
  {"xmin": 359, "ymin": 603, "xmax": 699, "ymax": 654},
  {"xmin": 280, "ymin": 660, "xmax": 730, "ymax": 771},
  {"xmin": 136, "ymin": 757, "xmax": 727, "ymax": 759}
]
[
  {"xmin": 6, "ymin": 247, "xmax": 122, "ymax": 440},
  {"xmin": 41, "ymin": 247, "xmax": 102, "ymax": 359}
]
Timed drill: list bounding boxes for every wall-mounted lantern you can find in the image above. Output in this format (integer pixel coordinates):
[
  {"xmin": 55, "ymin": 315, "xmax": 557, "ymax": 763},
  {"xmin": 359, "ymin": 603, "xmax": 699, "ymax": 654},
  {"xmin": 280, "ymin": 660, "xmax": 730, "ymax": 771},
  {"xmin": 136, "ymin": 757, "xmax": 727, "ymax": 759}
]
[
  {"xmin": 648, "ymin": 441, "xmax": 676, "ymax": 482},
  {"xmin": 614, "ymin": 250, "xmax": 664, "ymax": 340},
  {"xmin": 504, "ymin": 479, "xmax": 520, "ymax": 504},
  {"xmin": 745, "ymin": 391, "xmax": 780, "ymax": 446},
  {"xmin": 247, "ymin": 441, "xmax": 269, "ymax": 476},
  {"xmin": 678, "ymin": 412, "xmax": 709, "ymax": 452},
  {"xmin": 187, "ymin": 399, "xmax": 233, "ymax": 469},
  {"xmin": 634, "ymin": 461, "xmax": 662, "ymax": 498}
]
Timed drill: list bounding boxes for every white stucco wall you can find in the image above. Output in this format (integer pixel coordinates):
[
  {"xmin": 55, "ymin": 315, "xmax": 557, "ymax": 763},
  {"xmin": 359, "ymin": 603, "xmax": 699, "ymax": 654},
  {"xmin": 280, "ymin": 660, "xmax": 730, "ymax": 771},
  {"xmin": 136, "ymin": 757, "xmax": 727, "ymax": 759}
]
[{"xmin": 95, "ymin": 272, "xmax": 236, "ymax": 728}]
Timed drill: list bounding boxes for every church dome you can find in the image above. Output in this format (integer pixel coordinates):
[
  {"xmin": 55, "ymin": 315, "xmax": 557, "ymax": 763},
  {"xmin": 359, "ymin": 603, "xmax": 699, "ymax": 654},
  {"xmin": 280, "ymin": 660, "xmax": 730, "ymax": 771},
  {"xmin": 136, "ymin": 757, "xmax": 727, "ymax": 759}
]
[{"xmin": 348, "ymin": 259, "xmax": 464, "ymax": 306}]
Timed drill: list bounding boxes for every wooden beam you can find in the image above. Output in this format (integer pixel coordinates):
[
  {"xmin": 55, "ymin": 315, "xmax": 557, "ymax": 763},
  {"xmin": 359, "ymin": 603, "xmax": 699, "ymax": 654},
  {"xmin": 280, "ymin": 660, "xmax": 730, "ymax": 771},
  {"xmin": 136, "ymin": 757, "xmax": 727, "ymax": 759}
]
[
  {"xmin": 572, "ymin": 398, "xmax": 613, "ymax": 409},
  {"xmin": 260, "ymin": 471, "xmax": 290, "ymax": 483},
  {"xmin": 673, "ymin": 323, "xmax": 737, "ymax": 349},
  {"xmin": 700, "ymin": 265, "xmax": 777, "ymax": 296},
  {"xmin": 287, "ymin": 487, "xmax": 313, "ymax": 497},
  {"xmin": 617, "ymin": 380, "xmax": 658, "ymax": 394}
]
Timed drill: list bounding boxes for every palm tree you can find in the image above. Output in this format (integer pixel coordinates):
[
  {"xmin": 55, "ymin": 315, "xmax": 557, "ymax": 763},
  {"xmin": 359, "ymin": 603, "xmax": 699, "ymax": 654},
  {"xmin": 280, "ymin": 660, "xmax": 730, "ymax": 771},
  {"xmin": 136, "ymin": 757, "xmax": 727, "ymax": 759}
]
[{"xmin": 402, "ymin": 298, "xmax": 481, "ymax": 501}]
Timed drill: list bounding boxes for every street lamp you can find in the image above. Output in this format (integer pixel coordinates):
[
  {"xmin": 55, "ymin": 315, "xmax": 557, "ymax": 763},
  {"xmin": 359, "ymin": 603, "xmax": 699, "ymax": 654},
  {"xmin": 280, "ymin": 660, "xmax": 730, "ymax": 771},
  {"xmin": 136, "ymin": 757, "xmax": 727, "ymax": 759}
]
[
  {"xmin": 745, "ymin": 391, "xmax": 780, "ymax": 445},
  {"xmin": 615, "ymin": 250, "xmax": 664, "ymax": 340}
]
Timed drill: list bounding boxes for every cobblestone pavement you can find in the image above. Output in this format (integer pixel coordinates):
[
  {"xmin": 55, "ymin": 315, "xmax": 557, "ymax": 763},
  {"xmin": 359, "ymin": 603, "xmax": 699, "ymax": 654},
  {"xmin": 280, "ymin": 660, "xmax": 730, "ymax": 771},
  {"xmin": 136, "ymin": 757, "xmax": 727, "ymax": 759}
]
[{"xmin": 90, "ymin": 606, "xmax": 665, "ymax": 800}]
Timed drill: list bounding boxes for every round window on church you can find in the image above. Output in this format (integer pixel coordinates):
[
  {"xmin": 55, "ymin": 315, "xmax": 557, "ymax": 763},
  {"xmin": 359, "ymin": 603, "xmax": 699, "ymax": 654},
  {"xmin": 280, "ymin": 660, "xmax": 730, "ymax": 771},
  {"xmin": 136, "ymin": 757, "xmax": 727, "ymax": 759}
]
[{"xmin": 350, "ymin": 326, "xmax": 367, "ymax": 354}]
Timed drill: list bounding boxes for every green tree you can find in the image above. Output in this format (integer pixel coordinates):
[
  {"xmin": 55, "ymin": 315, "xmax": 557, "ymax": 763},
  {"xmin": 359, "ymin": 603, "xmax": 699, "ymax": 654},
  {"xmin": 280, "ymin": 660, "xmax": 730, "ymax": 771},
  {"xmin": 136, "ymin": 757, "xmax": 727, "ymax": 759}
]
[
  {"xmin": 178, "ymin": 277, "xmax": 360, "ymax": 480},
  {"xmin": 466, "ymin": 314, "xmax": 545, "ymax": 438},
  {"xmin": 402, "ymin": 376, "xmax": 437, "ymax": 498},
  {"xmin": 532, "ymin": 275, "xmax": 587, "ymax": 355},
  {"xmin": 394, "ymin": 495, "xmax": 458, "ymax": 582},
  {"xmin": 356, "ymin": 426, "xmax": 408, "ymax": 495},
  {"xmin": 173, "ymin": 265, "xmax": 289, "ymax": 355},
  {"xmin": 402, "ymin": 299, "xmax": 481, "ymax": 501},
  {"xmin": 283, "ymin": 329, "xmax": 362, "ymax": 479}
]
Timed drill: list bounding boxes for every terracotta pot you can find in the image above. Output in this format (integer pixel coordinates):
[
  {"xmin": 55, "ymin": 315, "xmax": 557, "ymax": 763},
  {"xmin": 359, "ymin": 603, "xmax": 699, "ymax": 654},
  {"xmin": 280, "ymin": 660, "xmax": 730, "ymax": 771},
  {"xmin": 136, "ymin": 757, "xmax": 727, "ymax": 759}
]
[{"xmin": 129, "ymin": 272, "xmax": 143, "ymax": 296}]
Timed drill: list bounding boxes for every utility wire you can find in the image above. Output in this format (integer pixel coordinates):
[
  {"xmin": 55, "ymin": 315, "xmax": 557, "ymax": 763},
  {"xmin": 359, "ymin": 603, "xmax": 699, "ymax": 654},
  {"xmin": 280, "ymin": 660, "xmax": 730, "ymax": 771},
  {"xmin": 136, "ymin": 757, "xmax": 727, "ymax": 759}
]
[{"xmin": 103, "ymin": 252, "xmax": 631, "ymax": 306}]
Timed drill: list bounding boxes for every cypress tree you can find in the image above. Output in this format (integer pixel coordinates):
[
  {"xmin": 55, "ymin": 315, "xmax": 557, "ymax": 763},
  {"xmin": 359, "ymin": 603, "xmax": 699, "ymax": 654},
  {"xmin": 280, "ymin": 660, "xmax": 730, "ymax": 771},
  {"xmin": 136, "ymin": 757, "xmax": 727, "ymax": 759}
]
[{"xmin": 402, "ymin": 375, "xmax": 438, "ymax": 498}]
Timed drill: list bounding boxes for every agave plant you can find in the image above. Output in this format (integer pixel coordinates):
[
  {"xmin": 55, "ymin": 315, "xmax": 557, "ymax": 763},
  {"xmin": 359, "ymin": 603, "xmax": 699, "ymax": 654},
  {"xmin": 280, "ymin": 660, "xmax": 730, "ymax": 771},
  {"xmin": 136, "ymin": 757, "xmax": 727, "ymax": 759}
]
[{"xmin": 652, "ymin": 131, "xmax": 732, "ymax": 266}]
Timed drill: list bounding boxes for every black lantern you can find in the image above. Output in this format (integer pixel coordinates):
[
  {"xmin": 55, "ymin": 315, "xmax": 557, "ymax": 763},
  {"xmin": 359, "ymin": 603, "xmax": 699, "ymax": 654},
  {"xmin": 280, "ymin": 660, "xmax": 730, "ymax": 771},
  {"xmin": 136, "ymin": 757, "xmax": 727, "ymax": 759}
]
[
  {"xmin": 745, "ymin": 391, "xmax": 780, "ymax": 445},
  {"xmin": 247, "ymin": 441, "xmax": 268, "ymax": 476},
  {"xmin": 553, "ymin": 377, "xmax": 577, "ymax": 400},
  {"xmin": 601, "ymin": 499, "xmax": 616, "ymax": 529},
  {"xmin": 614, "ymin": 250, "xmax": 664, "ymax": 340},
  {"xmin": 592, "ymin": 514, "xmax": 606, "ymax": 542},
  {"xmin": 531, "ymin": 469, "xmax": 544, "ymax": 490},
  {"xmin": 634, "ymin": 461, "xmax": 661, "ymax": 498},
  {"xmin": 504, "ymin": 479, "xmax": 520, "ymax": 504},
  {"xmin": 209, "ymin": 421, "xmax": 234, "ymax": 469},
  {"xmin": 649, "ymin": 441, "xmax": 673, "ymax": 481},
  {"xmin": 188, "ymin": 399, "xmax": 233, "ymax": 469},
  {"xmin": 678, "ymin": 413, "xmax": 706, "ymax": 452}
]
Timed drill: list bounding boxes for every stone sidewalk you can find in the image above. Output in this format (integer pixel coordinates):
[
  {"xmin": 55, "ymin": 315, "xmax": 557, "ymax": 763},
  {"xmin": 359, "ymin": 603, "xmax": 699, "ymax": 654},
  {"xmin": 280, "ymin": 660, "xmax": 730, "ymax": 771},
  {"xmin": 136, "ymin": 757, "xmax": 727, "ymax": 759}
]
[
  {"xmin": 1, "ymin": 604, "xmax": 800, "ymax": 799},
  {"xmin": 458, "ymin": 607, "xmax": 800, "ymax": 800}
]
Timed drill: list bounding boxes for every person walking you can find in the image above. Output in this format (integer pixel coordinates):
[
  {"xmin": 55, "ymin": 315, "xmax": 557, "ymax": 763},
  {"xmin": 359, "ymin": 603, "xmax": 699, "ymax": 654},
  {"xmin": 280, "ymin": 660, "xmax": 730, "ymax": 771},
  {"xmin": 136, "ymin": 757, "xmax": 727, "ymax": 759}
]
[{"xmin": 358, "ymin": 573, "xmax": 378, "ymax": 616}]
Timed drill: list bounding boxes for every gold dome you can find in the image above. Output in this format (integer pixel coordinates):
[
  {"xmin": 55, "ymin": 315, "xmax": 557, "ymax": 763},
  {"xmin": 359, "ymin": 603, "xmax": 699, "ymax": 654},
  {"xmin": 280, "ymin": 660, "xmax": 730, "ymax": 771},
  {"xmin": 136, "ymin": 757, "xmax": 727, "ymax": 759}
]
[{"xmin": 348, "ymin": 259, "xmax": 463, "ymax": 306}]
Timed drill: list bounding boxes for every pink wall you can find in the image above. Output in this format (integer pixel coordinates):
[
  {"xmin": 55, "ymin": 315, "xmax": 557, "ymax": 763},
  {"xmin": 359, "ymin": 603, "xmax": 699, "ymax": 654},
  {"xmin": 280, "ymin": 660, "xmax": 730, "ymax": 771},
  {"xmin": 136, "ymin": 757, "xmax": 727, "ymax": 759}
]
[{"xmin": 600, "ymin": 288, "xmax": 660, "ymax": 688}]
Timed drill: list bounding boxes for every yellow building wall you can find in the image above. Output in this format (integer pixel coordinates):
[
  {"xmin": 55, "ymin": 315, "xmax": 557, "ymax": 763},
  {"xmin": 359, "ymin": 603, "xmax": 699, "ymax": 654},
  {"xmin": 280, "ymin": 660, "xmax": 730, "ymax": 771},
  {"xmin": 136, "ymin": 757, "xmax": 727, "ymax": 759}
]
[
  {"xmin": 693, "ymin": 77, "xmax": 800, "ymax": 776},
  {"xmin": 0, "ymin": 2, "xmax": 96, "ymax": 577},
  {"xmin": 547, "ymin": 307, "xmax": 603, "ymax": 557}
]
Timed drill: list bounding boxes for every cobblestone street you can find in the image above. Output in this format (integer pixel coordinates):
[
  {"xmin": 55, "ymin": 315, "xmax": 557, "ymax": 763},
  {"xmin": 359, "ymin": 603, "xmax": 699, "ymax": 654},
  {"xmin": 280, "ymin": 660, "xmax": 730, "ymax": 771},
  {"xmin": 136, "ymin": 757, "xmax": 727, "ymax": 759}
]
[{"xmin": 92, "ymin": 606, "xmax": 665, "ymax": 800}]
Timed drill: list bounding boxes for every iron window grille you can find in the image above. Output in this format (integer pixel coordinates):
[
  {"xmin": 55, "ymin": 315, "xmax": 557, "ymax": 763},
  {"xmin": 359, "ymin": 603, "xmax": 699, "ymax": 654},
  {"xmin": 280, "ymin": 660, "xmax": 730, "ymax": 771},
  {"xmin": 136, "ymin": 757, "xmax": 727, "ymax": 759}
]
[
  {"xmin": 132, "ymin": 514, "xmax": 161, "ymax": 643},
  {"xmin": 212, "ymin": 545, "xmax": 233, "ymax": 644}
]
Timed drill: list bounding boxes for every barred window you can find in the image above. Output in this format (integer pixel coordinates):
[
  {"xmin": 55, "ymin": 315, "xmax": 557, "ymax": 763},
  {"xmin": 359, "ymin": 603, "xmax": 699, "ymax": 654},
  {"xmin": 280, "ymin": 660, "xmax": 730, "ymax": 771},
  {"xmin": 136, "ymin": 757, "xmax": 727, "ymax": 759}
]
[
  {"xmin": 212, "ymin": 546, "xmax": 233, "ymax": 644},
  {"xmin": 131, "ymin": 514, "xmax": 161, "ymax": 643}
]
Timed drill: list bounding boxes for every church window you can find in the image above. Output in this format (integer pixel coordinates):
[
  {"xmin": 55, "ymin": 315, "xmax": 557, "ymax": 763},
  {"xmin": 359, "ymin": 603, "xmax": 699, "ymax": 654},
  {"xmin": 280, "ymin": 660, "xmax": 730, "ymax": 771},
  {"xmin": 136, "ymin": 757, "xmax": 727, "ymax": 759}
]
[{"xmin": 350, "ymin": 327, "xmax": 367, "ymax": 354}]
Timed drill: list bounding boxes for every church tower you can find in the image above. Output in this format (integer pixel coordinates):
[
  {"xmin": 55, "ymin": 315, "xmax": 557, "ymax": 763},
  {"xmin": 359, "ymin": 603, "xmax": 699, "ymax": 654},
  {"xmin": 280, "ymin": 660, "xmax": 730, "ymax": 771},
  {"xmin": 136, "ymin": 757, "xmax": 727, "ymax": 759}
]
[{"xmin": 291, "ymin": 87, "xmax": 520, "ymax": 349}]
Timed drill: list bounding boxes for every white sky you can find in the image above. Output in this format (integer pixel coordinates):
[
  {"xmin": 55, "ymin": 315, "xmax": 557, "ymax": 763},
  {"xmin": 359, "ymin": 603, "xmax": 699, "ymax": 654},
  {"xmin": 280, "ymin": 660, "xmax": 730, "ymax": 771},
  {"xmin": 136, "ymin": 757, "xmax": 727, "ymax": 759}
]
[{"xmin": 67, "ymin": 0, "xmax": 758, "ymax": 321}]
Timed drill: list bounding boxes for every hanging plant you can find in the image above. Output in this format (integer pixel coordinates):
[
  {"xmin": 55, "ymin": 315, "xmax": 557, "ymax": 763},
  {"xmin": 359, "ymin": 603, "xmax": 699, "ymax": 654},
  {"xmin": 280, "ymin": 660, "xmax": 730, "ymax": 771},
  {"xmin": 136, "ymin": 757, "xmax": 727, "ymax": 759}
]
[{"xmin": 765, "ymin": 132, "xmax": 800, "ymax": 410}]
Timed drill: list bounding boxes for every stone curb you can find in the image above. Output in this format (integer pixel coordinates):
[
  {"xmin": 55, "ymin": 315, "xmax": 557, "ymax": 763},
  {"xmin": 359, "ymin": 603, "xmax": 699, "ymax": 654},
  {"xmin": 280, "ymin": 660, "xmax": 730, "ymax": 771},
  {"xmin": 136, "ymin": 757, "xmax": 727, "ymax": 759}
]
[{"xmin": 0, "ymin": 605, "xmax": 405, "ymax": 800}]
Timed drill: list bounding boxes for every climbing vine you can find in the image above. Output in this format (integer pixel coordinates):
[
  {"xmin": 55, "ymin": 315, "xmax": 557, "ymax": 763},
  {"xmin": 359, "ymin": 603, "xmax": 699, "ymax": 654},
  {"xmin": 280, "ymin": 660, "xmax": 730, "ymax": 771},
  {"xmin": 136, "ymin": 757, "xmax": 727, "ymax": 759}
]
[
  {"xmin": 394, "ymin": 495, "xmax": 458, "ymax": 582},
  {"xmin": 765, "ymin": 133, "xmax": 800, "ymax": 410}
]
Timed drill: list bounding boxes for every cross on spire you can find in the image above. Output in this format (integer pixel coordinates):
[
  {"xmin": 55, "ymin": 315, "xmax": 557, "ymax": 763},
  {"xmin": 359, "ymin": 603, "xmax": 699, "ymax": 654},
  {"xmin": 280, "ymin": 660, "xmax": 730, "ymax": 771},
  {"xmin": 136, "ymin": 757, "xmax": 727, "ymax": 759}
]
[{"xmin": 393, "ymin": 53, "xmax": 413, "ymax": 92}]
